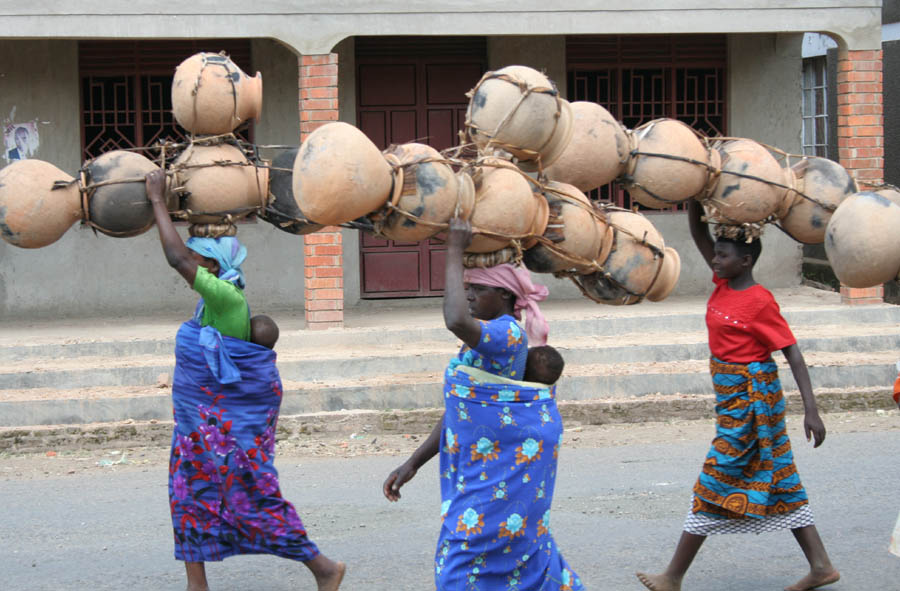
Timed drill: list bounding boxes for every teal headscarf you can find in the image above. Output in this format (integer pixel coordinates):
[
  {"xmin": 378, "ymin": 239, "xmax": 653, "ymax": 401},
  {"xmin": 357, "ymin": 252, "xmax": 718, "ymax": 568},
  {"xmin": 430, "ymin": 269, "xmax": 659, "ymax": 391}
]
[{"xmin": 186, "ymin": 237, "xmax": 247, "ymax": 289}]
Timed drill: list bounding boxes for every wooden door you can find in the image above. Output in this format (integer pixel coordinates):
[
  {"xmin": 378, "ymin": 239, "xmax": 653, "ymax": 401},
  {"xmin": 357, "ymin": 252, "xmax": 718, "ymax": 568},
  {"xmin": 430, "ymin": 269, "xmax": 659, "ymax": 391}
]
[{"xmin": 356, "ymin": 37, "xmax": 485, "ymax": 298}]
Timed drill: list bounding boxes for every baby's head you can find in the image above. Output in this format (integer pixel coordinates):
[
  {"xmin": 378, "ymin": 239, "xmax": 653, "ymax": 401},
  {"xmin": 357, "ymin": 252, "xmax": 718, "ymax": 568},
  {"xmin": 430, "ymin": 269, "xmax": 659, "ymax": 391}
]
[
  {"xmin": 250, "ymin": 314, "xmax": 280, "ymax": 350},
  {"xmin": 524, "ymin": 345, "xmax": 565, "ymax": 385}
]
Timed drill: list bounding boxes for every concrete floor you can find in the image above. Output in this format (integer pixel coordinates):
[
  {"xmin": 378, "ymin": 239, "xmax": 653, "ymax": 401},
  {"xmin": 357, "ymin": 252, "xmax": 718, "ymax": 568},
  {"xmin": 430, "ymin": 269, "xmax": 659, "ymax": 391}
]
[{"xmin": 1, "ymin": 414, "xmax": 898, "ymax": 590}]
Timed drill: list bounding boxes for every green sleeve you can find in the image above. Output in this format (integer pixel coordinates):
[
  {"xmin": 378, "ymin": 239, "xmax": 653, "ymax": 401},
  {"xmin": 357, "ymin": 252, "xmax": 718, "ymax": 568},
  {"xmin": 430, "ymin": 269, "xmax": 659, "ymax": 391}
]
[{"xmin": 192, "ymin": 267, "xmax": 251, "ymax": 340}]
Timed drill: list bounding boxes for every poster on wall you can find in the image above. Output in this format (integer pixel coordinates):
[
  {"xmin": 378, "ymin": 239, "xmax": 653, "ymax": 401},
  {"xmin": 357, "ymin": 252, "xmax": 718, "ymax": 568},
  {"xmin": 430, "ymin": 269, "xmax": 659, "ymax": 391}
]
[{"xmin": 4, "ymin": 122, "xmax": 39, "ymax": 163}]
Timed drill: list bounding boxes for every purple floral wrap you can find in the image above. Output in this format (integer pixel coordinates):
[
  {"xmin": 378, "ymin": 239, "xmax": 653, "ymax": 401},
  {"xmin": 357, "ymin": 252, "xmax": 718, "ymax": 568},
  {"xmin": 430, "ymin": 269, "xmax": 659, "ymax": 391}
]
[{"xmin": 168, "ymin": 320, "xmax": 318, "ymax": 562}]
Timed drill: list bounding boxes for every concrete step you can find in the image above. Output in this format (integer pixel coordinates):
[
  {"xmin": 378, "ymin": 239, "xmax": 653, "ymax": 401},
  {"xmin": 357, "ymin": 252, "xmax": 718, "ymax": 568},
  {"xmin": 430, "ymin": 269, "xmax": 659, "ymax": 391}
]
[
  {"xmin": 1, "ymin": 350, "xmax": 894, "ymax": 427},
  {"xmin": 0, "ymin": 324, "xmax": 897, "ymax": 391},
  {"xmin": 1, "ymin": 302, "xmax": 899, "ymax": 362}
]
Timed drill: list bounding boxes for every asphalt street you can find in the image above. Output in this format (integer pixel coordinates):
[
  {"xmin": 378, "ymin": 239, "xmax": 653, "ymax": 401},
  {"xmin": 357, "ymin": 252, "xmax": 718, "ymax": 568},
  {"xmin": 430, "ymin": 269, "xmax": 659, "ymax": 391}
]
[{"xmin": 2, "ymin": 420, "xmax": 899, "ymax": 590}]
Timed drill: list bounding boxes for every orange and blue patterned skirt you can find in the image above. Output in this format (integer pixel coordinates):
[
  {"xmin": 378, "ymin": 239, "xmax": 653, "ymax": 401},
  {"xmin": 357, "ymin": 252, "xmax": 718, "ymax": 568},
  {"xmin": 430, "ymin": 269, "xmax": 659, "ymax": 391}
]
[{"xmin": 692, "ymin": 357, "xmax": 810, "ymax": 521}]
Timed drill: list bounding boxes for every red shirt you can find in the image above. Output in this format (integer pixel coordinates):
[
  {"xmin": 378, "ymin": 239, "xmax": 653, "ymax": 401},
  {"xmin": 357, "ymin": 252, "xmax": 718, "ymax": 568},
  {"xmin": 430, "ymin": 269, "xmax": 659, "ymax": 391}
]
[{"xmin": 706, "ymin": 274, "xmax": 796, "ymax": 363}]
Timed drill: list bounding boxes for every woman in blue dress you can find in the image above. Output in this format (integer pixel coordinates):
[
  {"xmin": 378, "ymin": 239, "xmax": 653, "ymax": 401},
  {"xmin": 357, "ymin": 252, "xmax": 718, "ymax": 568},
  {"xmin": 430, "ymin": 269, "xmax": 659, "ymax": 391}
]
[
  {"xmin": 383, "ymin": 217, "xmax": 584, "ymax": 590},
  {"xmin": 145, "ymin": 170, "xmax": 345, "ymax": 591}
]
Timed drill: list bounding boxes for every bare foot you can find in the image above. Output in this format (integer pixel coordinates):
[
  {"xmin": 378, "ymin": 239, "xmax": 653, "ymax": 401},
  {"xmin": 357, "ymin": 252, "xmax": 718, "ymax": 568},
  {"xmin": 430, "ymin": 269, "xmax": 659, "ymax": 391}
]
[
  {"xmin": 636, "ymin": 572, "xmax": 681, "ymax": 591},
  {"xmin": 784, "ymin": 568, "xmax": 840, "ymax": 591},
  {"xmin": 314, "ymin": 561, "xmax": 346, "ymax": 591}
]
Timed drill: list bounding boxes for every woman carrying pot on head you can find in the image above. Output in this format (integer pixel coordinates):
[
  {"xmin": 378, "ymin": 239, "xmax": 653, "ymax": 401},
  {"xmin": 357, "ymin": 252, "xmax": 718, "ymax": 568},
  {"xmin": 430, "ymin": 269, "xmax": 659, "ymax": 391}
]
[
  {"xmin": 144, "ymin": 170, "xmax": 345, "ymax": 591},
  {"xmin": 382, "ymin": 217, "xmax": 584, "ymax": 590}
]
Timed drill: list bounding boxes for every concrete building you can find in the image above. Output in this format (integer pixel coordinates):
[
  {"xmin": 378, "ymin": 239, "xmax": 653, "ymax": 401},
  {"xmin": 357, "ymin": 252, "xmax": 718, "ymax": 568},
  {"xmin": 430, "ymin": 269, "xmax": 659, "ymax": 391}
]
[{"xmin": 0, "ymin": 2, "xmax": 885, "ymax": 326}]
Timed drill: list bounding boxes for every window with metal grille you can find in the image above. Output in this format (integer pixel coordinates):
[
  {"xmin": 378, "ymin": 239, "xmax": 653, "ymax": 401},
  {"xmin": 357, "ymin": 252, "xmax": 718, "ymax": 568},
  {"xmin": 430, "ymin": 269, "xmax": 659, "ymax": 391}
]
[
  {"xmin": 567, "ymin": 35, "xmax": 727, "ymax": 210},
  {"xmin": 801, "ymin": 56, "xmax": 828, "ymax": 157},
  {"xmin": 79, "ymin": 40, "xmax": 254, "ymax": 162}
]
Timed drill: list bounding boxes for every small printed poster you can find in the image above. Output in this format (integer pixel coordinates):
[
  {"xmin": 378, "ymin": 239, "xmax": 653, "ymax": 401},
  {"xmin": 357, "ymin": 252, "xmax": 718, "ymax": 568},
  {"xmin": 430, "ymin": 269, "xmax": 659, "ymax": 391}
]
[{"xmin": 4, "ymin": 122, "xmax": 39, "ymax": 163}]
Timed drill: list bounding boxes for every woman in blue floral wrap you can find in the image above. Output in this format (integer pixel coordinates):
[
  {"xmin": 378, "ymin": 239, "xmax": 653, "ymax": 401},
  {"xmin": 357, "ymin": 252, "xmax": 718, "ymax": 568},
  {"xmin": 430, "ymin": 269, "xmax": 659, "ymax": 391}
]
[
  {"xmin": 383, "ymin": 217, "xmax": 584, "ymax": 591},
  {"xmin": 145, "ymin": 170, "xmax": 345, "ymax": 591}
]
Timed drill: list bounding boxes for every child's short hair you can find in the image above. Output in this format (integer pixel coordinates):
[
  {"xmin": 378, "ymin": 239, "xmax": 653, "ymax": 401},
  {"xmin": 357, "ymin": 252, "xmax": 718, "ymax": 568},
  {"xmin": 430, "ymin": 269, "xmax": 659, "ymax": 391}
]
[
  {"xmin": 524, "ymin": 345, "xmax": 565, "ymax": 385},
  {"xmin": 250, "ymin": 314, "xmax": 279, "ymax": 350},
  {"xmin": 715, "ymin": 235, "xmax": 762, "ymax": 265}
]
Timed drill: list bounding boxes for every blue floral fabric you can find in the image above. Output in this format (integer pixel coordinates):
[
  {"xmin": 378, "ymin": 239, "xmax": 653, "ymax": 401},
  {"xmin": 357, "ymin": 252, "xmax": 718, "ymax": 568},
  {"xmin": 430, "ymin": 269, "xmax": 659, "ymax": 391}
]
[
  {"xmin": 436, "ymin": 342, "xmax": 583, "ymax": 589},
  {"xmin": 447, "ymin": 314, "xmax": 528, "ymax": 380},
  {"xmin": 168, "ymin": 320, "xmax": 318, "ymax": 562}
]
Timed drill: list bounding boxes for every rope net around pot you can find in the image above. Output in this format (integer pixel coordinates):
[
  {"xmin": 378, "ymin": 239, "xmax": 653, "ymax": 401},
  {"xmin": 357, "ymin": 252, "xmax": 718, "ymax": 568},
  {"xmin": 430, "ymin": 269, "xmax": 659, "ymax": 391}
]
[
  {"xmin": 463, "ymin": 68, "xmax": 568, "ymax": 173},
  {"xmin": 167, "ymin": 136, "xmax": 270, "ymax": 226}
]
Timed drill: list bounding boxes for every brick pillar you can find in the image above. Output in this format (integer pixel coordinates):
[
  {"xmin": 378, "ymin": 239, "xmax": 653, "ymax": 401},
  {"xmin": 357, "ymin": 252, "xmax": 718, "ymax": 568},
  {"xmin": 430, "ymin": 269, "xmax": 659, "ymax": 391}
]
[
  {"xmin": 300, "ymin": 53, "xmax": 344, "ymax": 329},
  {"xmin": 836, "ymin": 48, "xmax": 885, "ymax": 305}
]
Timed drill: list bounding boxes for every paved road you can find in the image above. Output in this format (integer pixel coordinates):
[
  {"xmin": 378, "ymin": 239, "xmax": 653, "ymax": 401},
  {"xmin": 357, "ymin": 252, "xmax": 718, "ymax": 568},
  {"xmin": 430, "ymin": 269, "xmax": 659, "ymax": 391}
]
[{"xmin": 2, "ymin": 420, "xmax": 899, "ymax": 590}]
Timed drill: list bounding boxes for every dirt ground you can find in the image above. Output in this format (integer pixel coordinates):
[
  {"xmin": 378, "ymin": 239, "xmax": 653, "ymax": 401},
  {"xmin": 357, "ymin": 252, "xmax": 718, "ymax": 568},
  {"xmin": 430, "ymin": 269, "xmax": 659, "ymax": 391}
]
[{"xmin": 3, "ymin": 409, "xmax": 897, "ymax": 482}]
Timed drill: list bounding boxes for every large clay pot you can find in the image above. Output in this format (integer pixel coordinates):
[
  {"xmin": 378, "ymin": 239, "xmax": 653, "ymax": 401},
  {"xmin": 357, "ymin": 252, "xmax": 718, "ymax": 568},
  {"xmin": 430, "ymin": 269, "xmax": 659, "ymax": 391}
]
[
  {"xmin": 0, "ymin": 159, "xmax": 81, "ymax": 248},
  {"xmin": 261, "ymin": 148, "xmax": 323, "ymax": 235},
  {"xmin": 646, "ymin": 247, "xmax": 681, "ymax": 302},
  {"xmin": 466, "ymin": 65, "xmax": 574, "ymax": 171},
  {"xmin": 467, "ymin": 159, "xmax": 542, "ymax": 253},
  {"xmin": 824, "ymin": 191, "xmax": 900, "ymax": 288},
  {"xmin": 625, "ymin": 119, "xmax": 711, "ymax": 209},
  {"xmin": 544, "ymin": 102, "xmax": 628, "ymax": 192},
  {"xmin": 172, "ymin": 52, "xmax": 263, "ymax": 135},
  {"xmin": 377, "ymin": 143, "xmax": 473, "ymax": 242},
  {"xmin": 523, "ymin": 181, "xmax": 611, "ymax": 274},
  {"xmin": 876, "ymin": 187, "xmax": 900, "ymax": 207},
  {"xmin": 600, "ymin": 209, "xmax": 666, "ymax": 298},
  {"xmin": 574, "ymin": 272, "xmax": 640, "ymax": 306},
  {"xmin": 778, "ymin": 157, "xmax": 857, "ymax": 244},
  {"xmin": 704, "ymin": 139, "xmax": 786, "ymax": 224},
  {"xmin": 292, "ymin": 122, "xmax": 394, "ymax": 226},
  {"xmin": 172, "ymin": 143, "xmax": 269, "ymax": 224},
  {"xmin": 83, "ymin": 150, "xmax": 159, "ymax": 237}
]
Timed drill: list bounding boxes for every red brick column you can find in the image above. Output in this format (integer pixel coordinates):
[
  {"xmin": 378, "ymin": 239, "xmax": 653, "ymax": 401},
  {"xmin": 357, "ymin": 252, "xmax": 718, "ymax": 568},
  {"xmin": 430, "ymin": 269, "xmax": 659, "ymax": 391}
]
[
  {"xmin": 300, "ymin": 53, "xmax": 344, "ymax": 329},
  {"xmin": 836, "ymin": 48, "xmax": 885, "ymax": 304}
]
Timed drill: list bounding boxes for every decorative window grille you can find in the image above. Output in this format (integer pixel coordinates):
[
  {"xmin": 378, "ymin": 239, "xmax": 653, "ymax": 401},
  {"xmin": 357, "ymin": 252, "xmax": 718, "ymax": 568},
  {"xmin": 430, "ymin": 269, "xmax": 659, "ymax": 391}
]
[
  {"xmin": 801, "ymin": 56, "xmax": 828, "ymax": 157},
  {"xmin": 567, "ymin": 35, "xmax": 727, "ymax": 210},
  {"xmin": 79, "ymin": 41, "xmax": 253, "ymax": 162}
]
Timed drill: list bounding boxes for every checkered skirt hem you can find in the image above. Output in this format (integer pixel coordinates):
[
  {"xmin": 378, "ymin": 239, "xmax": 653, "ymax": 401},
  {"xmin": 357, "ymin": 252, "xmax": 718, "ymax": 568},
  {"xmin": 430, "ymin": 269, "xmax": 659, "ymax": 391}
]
[{"xmin": 683, "ymin": 503, "xmax": 814, "ymax": 536}]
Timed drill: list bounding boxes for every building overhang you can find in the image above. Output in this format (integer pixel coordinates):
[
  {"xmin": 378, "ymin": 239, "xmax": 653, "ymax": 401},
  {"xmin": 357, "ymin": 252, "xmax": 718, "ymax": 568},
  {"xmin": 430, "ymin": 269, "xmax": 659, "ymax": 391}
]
[{"xmin": 0, "ymin": 1, "xmax": 883, "ymax": 54}]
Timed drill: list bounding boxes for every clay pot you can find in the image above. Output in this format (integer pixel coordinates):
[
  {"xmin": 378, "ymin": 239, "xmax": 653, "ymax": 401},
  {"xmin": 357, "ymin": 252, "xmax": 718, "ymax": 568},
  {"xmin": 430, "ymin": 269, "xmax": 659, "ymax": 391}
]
[
  {"xmin": 575, "ymin": 272, "xmax": 640, "ymax": 306},
  {"xmin": 466, "ymin": 65, "xmax": 574, "ymax": 171},
  {"xmin": 83, "ymin": 150, "xmax": 159, "ymax": 237},
  {"xmin": 172, "ymin": 52, "xmax": 263, "ymax": 135},
  {"xmin": 523, "ymin": 181, "xmax": 609, "ymax": 274},
  {"xmin": 544, "ymin": 102, "xmax": 628, "ymax": 192},
  {"xmin": 0, "ymin": 159, "xmax": 81, "ymax": 248},
  {"xmin": 876, "ymin": 187, "xmax": 900, "ymax": 207},
  {"xmin": 824, "ymin": 191, "xmax": 900, "ymax": 288},
  {"xmin": 261, "ymin": 148, "xmax": 324, "ymax": 235},
  {"xmin": 467, "ymin": 159, "xmax": 541, "ymax": 253},
  {"xmin": 292, "ymin": 122, "xmax": 394, "ymax": 226},
  {"xmin": 625, "ymin": 119, "xmax": 711, "ymax": 209},
  {"xmin": 173, "ymin": 143, "xmax": 269, "ymax": 224},
  {"xmin": 646, "ymin": 247, "xmax": 681, "ymax": 302},
  {"xmin": 600, "ymin": 209, "xmax": 666, "ymax": 298},
  {"xmin": 778, "ymin": 157, "xmax": 857, "ymax": 244},
  {"xmin": 704, "ymin": 139, "xmax": 786, "ymax": 224},
  {"xmin": 378, "ymin": 143, "xmax": 473, "ymax": 242}
]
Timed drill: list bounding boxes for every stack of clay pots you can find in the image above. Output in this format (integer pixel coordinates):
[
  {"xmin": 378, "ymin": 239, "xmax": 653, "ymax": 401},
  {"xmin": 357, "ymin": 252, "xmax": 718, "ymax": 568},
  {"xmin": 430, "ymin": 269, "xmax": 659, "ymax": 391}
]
[
  {"xmin": 169, "ymin": 52, "xmax": 267, "ymax": 229},
  {"xmin": 0, "ymin": 147, "xmax": 167, "ymax": 248},
  {"xmin": 0, "ymin": 51, "xmax": 268, "ymax": 248}
]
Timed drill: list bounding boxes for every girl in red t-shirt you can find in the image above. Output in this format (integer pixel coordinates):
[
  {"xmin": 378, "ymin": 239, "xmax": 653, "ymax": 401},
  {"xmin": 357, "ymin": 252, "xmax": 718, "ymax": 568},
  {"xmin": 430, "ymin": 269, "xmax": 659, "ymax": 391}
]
[{"xmin": 637, "ymin": 201, "xmax": 839, "ymax": 591}]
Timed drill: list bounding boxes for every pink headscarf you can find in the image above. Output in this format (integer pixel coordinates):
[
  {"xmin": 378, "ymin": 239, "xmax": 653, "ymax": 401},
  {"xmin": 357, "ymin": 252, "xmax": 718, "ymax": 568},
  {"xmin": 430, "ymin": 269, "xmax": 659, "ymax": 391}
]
[{"xmin": 463, "ymin": 263, "xmax": 550, "ymax": 346}]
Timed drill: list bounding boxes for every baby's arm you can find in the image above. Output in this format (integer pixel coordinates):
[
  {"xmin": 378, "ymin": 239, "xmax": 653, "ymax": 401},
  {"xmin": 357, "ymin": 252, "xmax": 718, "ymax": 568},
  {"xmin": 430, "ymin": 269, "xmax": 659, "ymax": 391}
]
[{"xmin": 782, "ymin": 343, "xmax": 826, "ymax": 447}]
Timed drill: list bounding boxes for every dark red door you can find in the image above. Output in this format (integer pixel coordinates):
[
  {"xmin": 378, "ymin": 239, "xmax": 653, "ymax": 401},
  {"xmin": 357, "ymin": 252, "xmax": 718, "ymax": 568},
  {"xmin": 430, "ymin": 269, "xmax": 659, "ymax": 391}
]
[{"xmin": 356, "ymin": 37, "xmax": 486, "ymax": 298}]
